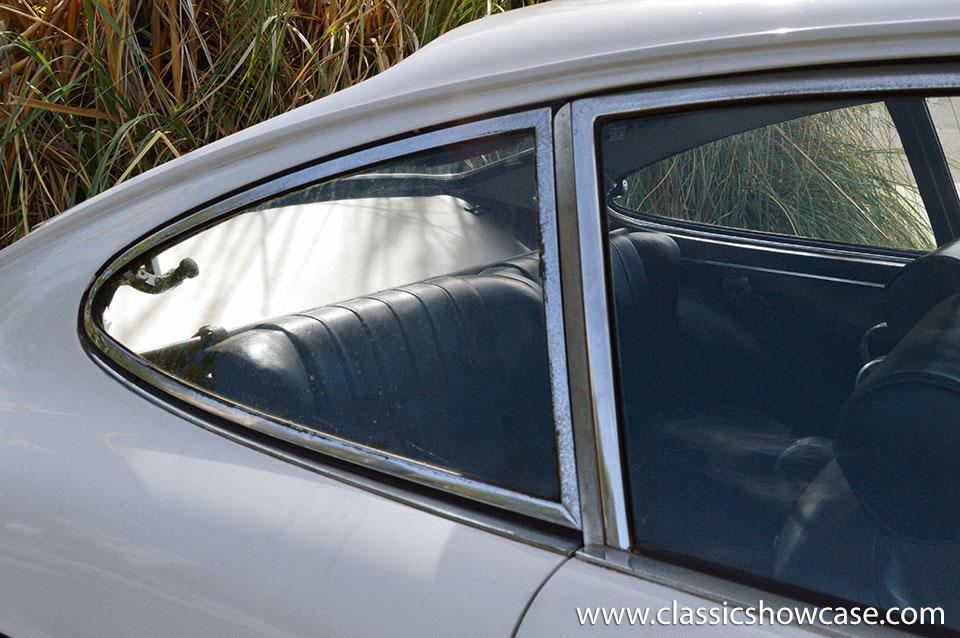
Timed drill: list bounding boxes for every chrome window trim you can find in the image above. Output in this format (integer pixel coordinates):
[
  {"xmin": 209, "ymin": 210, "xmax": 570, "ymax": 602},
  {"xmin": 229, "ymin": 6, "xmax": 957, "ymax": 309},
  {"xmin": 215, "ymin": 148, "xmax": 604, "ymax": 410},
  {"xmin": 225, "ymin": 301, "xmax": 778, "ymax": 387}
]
[
  {"xmin": 608, "ymin": 207, "xmax": 924, "ymax": 264},
  {"xmin": 83, "ymin": 109, "xmax": 581, "ymax": 530},
  {"xmin": 553, "ymin": 103, "xmax": 627, "ymax": 549},
  {"xmin": 538, "ymin": 110, "xmax": 582, "ymax": 528},
  {"xmin": 567, "ymin": 101, "xmax": 632, "ymax": 550},
  {"xmin": 569, "ymin": 65, "xmax": 960, "ymax": 565}
]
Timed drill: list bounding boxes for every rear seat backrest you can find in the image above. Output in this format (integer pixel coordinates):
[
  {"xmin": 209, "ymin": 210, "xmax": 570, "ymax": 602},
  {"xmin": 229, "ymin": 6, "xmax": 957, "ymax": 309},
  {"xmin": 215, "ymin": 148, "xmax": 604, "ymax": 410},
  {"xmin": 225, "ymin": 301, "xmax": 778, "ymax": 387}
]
[
  {"xmin": 197, "ymin": 257, "xmax": 559, "ymax": 499},
  {"xmin": 479, "ymin": 253, "xmax": 540, "ymax": 282}
]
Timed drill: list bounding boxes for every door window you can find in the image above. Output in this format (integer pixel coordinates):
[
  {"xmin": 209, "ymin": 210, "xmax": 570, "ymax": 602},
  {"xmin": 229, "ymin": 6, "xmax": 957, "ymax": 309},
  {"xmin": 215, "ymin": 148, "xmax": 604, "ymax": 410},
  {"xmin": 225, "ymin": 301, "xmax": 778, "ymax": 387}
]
[{"xmin": 600, "ymin": 97, "xmax": 960, "ymax": 630}]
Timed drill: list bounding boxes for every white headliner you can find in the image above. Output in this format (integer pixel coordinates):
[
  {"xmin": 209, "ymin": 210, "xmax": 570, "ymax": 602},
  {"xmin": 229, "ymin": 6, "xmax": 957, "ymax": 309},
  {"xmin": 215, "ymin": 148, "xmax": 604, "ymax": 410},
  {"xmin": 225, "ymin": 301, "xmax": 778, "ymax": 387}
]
[
  {"xmin": 106, "ymin": 195, "xmax": 527, "ymax": 352},
  {"xmin": 6, "ymin": 0, "xmax": 960, "ymax": 260}
]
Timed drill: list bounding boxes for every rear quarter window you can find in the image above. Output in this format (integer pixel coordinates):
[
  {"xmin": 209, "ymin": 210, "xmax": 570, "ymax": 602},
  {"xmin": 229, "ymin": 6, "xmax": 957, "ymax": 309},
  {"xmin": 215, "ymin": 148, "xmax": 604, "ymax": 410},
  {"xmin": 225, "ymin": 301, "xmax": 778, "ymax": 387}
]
[{"xmin": 89, "ymin": 123, "xmax": 573, "ymax": 517}]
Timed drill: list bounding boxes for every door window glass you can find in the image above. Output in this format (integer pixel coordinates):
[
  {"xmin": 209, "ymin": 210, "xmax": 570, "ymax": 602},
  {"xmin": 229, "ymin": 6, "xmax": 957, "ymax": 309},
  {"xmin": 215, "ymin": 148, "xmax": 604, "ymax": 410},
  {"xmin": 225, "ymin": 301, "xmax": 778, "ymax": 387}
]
[{"xmin": 600, "ymin": 98, "xmax": 958, "ymax": 630}]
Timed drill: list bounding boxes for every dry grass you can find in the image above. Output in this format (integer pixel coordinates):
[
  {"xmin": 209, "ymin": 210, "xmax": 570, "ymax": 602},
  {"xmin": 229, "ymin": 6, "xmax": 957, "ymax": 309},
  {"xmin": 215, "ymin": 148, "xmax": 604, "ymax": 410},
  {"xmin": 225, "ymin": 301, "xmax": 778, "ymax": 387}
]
[{"xmin": 0, "ymin": 0, "xmax": 535, "ymax": 248}]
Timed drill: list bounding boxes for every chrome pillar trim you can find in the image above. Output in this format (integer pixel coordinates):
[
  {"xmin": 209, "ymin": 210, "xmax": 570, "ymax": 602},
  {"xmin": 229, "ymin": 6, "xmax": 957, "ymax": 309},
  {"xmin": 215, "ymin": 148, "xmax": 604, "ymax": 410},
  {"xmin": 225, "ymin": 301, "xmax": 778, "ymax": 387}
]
[
  {"xmin": 566, "ymin": 102, "xmax": 632, "ymax": 550},
  {"xmin": 535, "ymin": 108, "xmax": 582, "ymax": 529},
  {"xmin": 553, "ymin": 104, "xmax": 605, "ymax": 547},
  {"xmin": 82, "ymin": 108, "xmax": 582, "ymax": 532}
]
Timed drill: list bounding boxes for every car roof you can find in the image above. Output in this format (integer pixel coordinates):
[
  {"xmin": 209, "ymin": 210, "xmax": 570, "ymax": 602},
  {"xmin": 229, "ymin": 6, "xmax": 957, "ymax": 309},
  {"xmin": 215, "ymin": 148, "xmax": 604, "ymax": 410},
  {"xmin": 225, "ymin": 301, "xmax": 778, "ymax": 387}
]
[
  {"xmin": 266, "ymin": 0, "xmax": 960, "ymax": 133},
  {"xmin": 370, "ymin": 0, "xmax": 960, "ymax": 108},
  {"xmin": 9, "ymin": 0, "xmax": 960, "ymax": 260}
]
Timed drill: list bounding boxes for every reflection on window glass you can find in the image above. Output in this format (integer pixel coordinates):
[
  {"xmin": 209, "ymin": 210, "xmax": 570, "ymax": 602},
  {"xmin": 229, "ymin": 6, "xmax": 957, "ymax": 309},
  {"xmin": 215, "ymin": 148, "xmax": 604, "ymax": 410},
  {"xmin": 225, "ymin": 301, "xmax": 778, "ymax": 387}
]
[
  {"xmin": 927, "ymin": 96, "xmax": 960, "ymax": 189},
  {"xmin": 601, "ymin": 98, "xmax": 958, "ymax": 631},
  {"xmin": 96, "ymin": 131, "xmax": 560, "ymax": 500},
  {"xmin": 613, "ymin": 103, "xmax": 935, "ymax": 251}
]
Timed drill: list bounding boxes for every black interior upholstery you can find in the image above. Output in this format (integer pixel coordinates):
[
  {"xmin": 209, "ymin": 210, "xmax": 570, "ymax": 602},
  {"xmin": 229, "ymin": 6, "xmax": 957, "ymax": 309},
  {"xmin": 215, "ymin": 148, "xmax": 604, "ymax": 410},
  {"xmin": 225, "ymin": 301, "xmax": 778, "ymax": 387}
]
[
  {"xmin": 605, "ymin": 228, "xmax": 960, "ymax": 621},
  {"xmin": 840, "ymin": 292, "xmax": 960, "ymax": 542},
  {"xmin": 608, "ymin": 229, "xmax": 681, "ymax": 409},
  {"xmin": 612, "ymin": 227, "xmax": 960, "ymax": 612},
  {"xmin": 775, "ymin": 461, "xmax": 960, "ymax": 617},
  {"xmin": 610, "ymin": 230, "xmax": 836, "ymax": 572},
  {"xmin": 673, "ymin": 287, "xmax": 829, "ymax": 435},
  {"xmin": 177, "ymin": 252, "xmax": 560, "ymax": 500},
  {"xmin": 776, "ymin": 283, "xmax": 960, "ymax": 618}
]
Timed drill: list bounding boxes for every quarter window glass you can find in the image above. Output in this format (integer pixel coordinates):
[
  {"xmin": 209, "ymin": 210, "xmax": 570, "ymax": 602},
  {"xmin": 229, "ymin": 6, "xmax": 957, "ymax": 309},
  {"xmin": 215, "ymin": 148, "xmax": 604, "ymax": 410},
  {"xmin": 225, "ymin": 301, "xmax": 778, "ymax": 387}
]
[
  {"xmin": 608, "ymin": 102, "xmax": 935, "ymax": 251},
  {"xmin": 96, "ymin": 132, "xmax": 560, "ymax": 500},
  {"xmin": 601, "ymin": 98, "xmax": 959, "ymax": 630}
]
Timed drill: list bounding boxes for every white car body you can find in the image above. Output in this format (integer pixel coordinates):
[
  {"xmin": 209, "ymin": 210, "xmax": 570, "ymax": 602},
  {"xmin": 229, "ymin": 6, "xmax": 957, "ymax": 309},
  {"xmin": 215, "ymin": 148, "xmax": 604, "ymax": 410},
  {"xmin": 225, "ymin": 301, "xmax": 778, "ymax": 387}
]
[{"xmin": 2, "ymin": 0, "xmax": 959, "ymax": 636}]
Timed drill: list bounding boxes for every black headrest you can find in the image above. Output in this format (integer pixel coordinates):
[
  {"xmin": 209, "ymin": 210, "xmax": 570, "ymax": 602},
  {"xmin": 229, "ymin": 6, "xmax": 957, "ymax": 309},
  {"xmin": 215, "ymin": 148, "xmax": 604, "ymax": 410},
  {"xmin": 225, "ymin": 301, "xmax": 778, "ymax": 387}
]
[
  {"xmin": 885, "ymin": 237, "xmax": 960, "ymax": 337},
  {"xmin": 837, "ymin": 293, "xmax": 960, "ymax": 542}
]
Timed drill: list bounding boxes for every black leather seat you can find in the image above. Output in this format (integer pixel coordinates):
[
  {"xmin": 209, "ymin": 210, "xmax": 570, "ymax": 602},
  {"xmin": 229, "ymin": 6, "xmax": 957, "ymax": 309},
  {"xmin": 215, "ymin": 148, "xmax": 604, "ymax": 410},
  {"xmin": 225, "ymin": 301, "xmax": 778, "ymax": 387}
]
[
  {"xmin": 479, "ymin": 253, "xmax": 540, "ymax": 282},
  {"xmin": 192, "ymin": 229, "xmax": 686, "ymax": 505},
  {"xmin": 776, "ymin": 293, "xmax": 960, "ymax": 622},
  {"xmin": 190, "ymin": 255, "xmax": 559, "ymax": 500},
  {"xmin": 609, "ymin": 229, "xmax": 682, "ymax": 410}
]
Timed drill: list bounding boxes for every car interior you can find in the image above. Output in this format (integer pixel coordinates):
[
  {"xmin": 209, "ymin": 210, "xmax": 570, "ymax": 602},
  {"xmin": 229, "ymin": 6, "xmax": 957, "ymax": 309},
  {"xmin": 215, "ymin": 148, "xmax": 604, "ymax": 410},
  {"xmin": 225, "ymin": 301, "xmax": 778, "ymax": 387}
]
[{"xmin": 142, "ymin": 249, "xmax": 561, "ymax": 501}]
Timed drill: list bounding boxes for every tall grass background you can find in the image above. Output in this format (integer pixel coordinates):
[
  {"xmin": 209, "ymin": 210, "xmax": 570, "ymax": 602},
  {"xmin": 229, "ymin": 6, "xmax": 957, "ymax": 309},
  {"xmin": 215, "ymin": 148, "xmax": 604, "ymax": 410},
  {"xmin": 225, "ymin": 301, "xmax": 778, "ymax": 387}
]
[{"xmin": 0, "ymin": 0, "xmax": 535, "ymax": 248}]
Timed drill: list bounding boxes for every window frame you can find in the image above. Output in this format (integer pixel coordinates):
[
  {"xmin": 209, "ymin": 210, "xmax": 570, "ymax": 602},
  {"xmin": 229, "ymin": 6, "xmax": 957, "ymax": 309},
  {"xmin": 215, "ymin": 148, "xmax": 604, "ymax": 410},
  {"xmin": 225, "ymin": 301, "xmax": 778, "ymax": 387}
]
[
  {"xmin": 82, "ymin": 108, "xmax": 581, "ymax": 531},
  {"xmin": 561, "ymin": 64, "xmax": 960, "ymax": 635}
]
